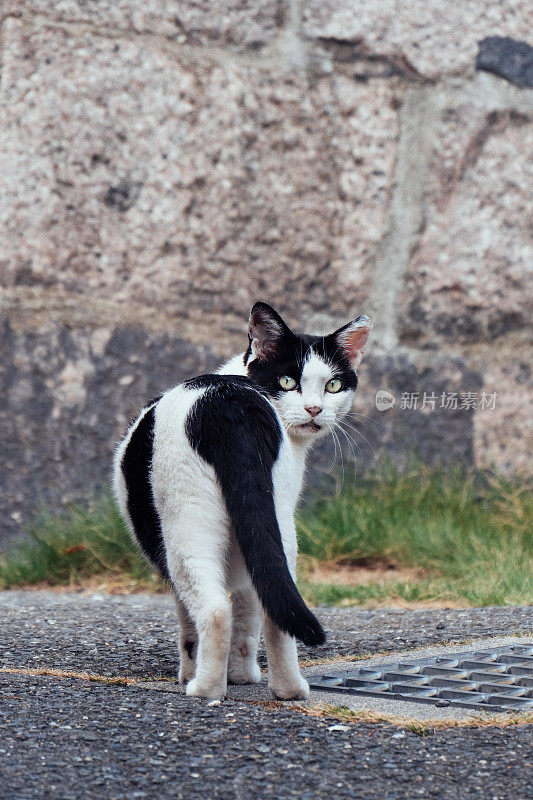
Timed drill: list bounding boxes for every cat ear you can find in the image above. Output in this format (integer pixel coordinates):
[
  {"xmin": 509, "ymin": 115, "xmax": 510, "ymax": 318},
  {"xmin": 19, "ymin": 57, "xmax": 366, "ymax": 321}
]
[
  {"xmin": 333, "ymin": 314, "xmax": 373, "ymax": 370},
  {"xmin": 248, "ymin": 302, "xmax": 292, "ymax": 361}
]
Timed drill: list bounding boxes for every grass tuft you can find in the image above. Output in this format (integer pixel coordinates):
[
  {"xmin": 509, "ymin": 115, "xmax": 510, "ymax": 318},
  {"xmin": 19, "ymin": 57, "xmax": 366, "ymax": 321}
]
[
  {"xmin": 297, "ymin": 463, "xmax": 532, "ymax": 607},
  {"xmin": 0, "ymin": 495, "xmax": 163, "ymax": 591}
]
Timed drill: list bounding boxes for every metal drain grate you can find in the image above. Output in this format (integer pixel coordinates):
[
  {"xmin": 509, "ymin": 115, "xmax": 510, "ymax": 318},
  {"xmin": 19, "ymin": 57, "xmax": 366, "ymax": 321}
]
[{"xmin": 309, "ymin": 644, "xmax": 533, "ymax": 713}]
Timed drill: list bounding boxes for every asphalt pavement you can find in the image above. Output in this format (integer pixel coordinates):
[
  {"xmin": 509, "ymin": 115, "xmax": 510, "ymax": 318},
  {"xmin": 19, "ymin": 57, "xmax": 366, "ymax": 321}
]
[
  {"xmin": 1, "ymin": 591, "xmax": 531, "ymax": 676},
  {"xmin": 0, "ymin": 591, "xmax": 531, "ymax": 799}
]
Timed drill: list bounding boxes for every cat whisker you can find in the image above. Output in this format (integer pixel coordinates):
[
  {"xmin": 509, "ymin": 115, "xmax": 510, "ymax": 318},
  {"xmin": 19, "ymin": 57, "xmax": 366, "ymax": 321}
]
[
  {"xmin": 332, "ymin": 424, "xmax": 361, "ymax": 490},
  {"xmin": 330, "ymin": 425, "xmax": 346, "ymax": 489},
  {"xmin": 341, "ymin": 413, "xmax": 377, "ymax": 437},
  {"xmin": 323, "ymin": 422, "xmax": 339, "ymax": 474},
  {"xmin": 345, "ymin": 410, "xmax": 385, "ymax": 428},
  {"xmin": 334, "ymin": 422, "xmax": 362, "ymax": 468},
  {"xmin": 338, "ymin": 419, "xmax": 380, "ymax": 466}
]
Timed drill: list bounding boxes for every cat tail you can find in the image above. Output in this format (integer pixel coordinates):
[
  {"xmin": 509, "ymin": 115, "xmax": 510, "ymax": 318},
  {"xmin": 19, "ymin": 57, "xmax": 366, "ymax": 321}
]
[{"xmin": 185, "ymin": 378, "xmax": 326, "ymax": 647}]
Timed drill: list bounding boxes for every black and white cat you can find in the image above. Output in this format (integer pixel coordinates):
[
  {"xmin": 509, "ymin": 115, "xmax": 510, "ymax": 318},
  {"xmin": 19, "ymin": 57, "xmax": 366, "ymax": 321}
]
[{"xmin": 113, "ymin": 302, "xmax": 372, "ymax": 700}]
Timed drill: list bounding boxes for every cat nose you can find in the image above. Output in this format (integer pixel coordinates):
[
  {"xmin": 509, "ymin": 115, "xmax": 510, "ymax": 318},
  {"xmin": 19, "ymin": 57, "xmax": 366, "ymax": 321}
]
[{"xmin": 305, "ymin": 406, "xmax": 323, "ymax": 418}]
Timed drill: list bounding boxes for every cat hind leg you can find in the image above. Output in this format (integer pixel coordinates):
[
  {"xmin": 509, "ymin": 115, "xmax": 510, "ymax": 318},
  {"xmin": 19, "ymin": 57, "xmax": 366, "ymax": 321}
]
[
  {"xmin": 164, "ymin": 505, "xmax": 232, "ymax": 701},
  {"xmin": 228, "ymin": 588, "xmax": 262, "ymax": 684},
  {"xmin": 175, "ymin": 596, "xmax": 197, "ymax": 685},
  {"xmin": 185, "ymin": 596, "xmax": 231, "ymax": 700}
]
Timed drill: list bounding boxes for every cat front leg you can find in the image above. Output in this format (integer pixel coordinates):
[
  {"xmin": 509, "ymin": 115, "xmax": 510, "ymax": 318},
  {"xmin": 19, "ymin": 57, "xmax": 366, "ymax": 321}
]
[
  {"xmin": 175, "ymin": 596, "xmax": 197, "ymax": 685},
  {"xmin": 262, "ymin": 613, "xmax": 310, "ymax": 700},
  {"xmin": 228, "ymin": 588, "xmax": 262, "ymax": 684}
]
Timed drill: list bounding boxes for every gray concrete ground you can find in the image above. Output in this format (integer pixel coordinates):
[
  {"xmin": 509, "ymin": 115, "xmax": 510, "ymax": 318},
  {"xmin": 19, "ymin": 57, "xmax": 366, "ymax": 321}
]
[{"xmin": 1, "ymin": 591, "xmax": 532, "ymax": 799}]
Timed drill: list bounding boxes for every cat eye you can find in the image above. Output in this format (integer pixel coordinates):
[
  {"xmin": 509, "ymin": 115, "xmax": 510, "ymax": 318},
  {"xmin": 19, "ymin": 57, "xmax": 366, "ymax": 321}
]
[
  {"xmin": 279, "ymin": 375, "xmax": 297, "ymax": 391},
  {"xmin": 325, "ymin": 378, "xmax": 342, "ymax": 394}
]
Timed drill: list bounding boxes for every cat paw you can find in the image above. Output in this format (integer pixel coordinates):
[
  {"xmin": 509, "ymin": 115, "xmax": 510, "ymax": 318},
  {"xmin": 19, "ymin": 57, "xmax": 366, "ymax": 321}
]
[
  {"xmin": 185, "ymin": 678, "xmax": 226, "ymax": 700},
  {"xmin": 269, "ymin": 676, "xmax": 310, "ymax": 701},
  {"xmin": 227, "ymin": 660, "xmax": 261, "ymax": 685}
]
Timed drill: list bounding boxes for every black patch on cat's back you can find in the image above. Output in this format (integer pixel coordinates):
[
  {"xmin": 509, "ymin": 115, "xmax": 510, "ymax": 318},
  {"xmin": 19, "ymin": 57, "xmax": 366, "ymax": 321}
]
[
  {"xmin": 121, "ymin": 404, "xmax": 169, "ymax": 581},
  {"xmin": 185, "ymin": 377, "xmax": 281, "ymax": 463}
]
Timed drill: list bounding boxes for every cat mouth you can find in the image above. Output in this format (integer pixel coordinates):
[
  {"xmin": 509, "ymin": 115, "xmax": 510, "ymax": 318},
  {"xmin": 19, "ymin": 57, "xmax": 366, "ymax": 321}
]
[{"xmin": 297, "ymin": 421, "xmax": 322, "ymax": 433}]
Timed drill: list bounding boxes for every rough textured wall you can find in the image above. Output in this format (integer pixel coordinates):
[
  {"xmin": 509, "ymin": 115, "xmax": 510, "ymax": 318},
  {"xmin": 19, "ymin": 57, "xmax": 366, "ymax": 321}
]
[{"xmin": 1, "ymin": 1, "xmax": 532, "ymax": 542}]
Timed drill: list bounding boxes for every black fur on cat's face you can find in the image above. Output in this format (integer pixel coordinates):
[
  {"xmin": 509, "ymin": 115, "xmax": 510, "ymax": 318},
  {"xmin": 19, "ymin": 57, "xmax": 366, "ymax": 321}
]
[{"xmin": 244, "ymin": 302, "xmax": 372, "ymax": 442}]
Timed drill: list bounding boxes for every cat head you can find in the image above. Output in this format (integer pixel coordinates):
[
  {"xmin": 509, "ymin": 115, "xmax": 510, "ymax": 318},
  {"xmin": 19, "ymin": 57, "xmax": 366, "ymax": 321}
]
[{"xmin": 245, "ymin": 302, "xmax": 372, "ymax": 443}]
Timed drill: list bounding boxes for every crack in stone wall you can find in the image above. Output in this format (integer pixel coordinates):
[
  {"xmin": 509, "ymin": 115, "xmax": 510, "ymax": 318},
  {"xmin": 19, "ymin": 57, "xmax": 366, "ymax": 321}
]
[{"xmin": 368, "ymin": 85, "xmax": 439, "ymax": 351}]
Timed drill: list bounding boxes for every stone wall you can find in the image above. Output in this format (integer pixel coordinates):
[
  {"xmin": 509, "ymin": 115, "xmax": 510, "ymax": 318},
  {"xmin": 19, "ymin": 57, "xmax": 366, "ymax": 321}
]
[{"xmin": 1, "ymin": 1, "xmax": 532, "ymax": 542}]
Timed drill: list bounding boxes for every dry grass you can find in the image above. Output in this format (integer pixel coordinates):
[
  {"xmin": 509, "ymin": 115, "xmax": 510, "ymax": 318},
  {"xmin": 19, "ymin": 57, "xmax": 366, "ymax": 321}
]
[
  {"xmin": 302, "ymin": 559, "xmax": 429, "ymax": 586},
  {"xmin": 299, "ymin": 559, "xmax": 468, "ymax": 608},
  {"xmin": 232, "ymin": 698, "xmax": 533, "ymax": 730},
  {"xmin": 296, "ymin": 702, "xmax": 533, "ymax": 731},
  {"xmin": 0, "ymin": 666, "xmax": 138, "ymax": 686},
  {"xmin": 12, "ymin": 576, "xmax": 168, "ymax": 595}
]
